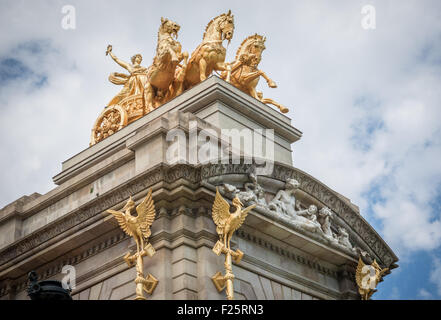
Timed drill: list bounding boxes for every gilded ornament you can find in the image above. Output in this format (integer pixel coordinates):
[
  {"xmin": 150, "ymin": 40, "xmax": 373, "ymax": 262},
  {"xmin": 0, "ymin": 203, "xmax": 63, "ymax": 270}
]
[
  {"xmin": 90, "ymin": 11, "xmax": 294, "ymax": 146},
  {"xmin": 90, "ymin": 105, "xmax": 128, "ymax": 145},
  {"xmin": 221, "ymin": 34, "xmax": 288, "ymax": 113},
  {"xmin": 145, "ymin": 17, "xmax": 188, "ymax": 111},
  {"xmin": 355, "ymin": 256, "xmax": 388, "ymax": 300},
  {"xmin": 183, "ymin": 10, "xmax": 234, "ymax": 89},
  {"xmin": 106, "ymin": 189, "xmax": 158, "ymax": 300},
  {"xmin": 211, "ymin": 188, "xmax": 255, "ymax": 300}
]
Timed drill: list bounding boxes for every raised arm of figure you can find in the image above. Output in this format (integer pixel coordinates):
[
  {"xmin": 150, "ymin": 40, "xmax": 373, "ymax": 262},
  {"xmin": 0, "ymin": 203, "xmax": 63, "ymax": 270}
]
[{"xmin": 107, "ymin": 45, "xmax": 132, "ymax": 72}]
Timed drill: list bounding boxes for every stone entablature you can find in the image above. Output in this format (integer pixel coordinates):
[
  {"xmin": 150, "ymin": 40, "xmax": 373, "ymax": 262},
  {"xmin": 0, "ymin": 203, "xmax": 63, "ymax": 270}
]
[
  {"xmin": 0, "ymin": 162, "xmax": 397, "ymax": 299},
  {"xmin": 0, "ymin": 162, "xmax": 397, "ymax": 270}
]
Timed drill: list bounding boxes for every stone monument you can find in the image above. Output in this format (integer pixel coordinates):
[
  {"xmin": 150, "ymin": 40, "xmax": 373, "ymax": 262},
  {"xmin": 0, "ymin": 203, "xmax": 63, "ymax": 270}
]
[{"xmin": 0, "ymin": 11, "xmax": 397, "ymax": 300}]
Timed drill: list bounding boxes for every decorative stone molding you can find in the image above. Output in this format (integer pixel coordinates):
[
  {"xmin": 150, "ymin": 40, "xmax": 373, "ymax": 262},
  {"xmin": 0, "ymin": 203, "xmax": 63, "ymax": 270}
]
[
  {"xmin": 236, "ymin": 229, "xmax": 338, "ymax": 278},
  {"xmin": 0, "ymin": 165, "xmax": 196, "ymax": 267},
  {"xmin": 0, "ymin": 230, "xmax": 129, "ymax": 298},
  {"xmin": 219, "ymin": 175, "xmax": 356, "ymax": 253},
  {"xmin": 0, "ymin": 161, "xmax": 397, "ymax": 276},
  {"xmin": 200, "ymin": 162, "xmax": 398, "ymax": 269}
]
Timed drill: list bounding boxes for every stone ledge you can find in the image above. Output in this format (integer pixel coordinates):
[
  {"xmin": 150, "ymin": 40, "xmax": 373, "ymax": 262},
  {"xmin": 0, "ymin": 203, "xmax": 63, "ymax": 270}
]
[{"xmin": 57, "ymin": 76, "xmax": 301, "ymax": 180}]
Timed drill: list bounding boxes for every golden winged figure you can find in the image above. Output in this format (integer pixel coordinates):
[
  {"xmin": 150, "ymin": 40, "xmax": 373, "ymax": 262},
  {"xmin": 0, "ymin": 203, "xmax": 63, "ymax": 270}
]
[
  {"xmin": 211, "ymin": 188, "xmax": 256, "ymax": 300},
  {"xmin": 106, "ymin": 189, "xmax": 158, "ymax": 299},
  {"xmin": 212, "ymin": 188, "xmax": 256, "ymax": 250},
  {"xmin": 107, "ymin": 190, "xmax": 156, "ymax": 254},
  {"xmin": 355, "ymin": 256, "xmax": 389, "ymax": 300}
]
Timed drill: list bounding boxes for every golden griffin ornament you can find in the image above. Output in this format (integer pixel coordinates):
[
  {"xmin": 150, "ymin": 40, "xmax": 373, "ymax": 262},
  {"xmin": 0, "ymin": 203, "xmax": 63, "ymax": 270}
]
[
  {"xmin": 107, "ymin": 189, "xmax": 158, "ymax": 300},
  {"xmin": 355, "ymin": 256, "xmax": 389, "ymax": 300},
  {"xmin": 211, "ymin": 188, "xmax": 256, "ymax": 300}
]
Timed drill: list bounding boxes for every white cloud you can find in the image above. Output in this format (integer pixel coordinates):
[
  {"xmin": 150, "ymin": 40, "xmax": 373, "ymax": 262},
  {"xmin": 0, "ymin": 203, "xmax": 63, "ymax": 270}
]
[{"xmin": 417, "ymin": 288, "xmax": 432, "ymax": 300}]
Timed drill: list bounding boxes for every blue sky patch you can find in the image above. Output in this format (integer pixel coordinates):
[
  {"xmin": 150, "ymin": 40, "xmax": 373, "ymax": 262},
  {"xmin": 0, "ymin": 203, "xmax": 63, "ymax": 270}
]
[{"xmin": 0, "ymin": 58, "xmax": 33, "ymax": 83}]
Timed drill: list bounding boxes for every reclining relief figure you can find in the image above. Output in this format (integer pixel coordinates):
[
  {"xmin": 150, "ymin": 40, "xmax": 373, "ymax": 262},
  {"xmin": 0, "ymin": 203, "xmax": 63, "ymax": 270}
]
[
  {"xmin": 219, "ymin": 177, "xmax": 356, "ymax": 251},
  {"xmin": 268, "ymin": 179, "xmax": 299, "ymax": 217},
  {"xmin": 237, "ymin": 172, "xmax": 267, "ymax": 207},
  {"xmin": 317, "ymin": 206, "xmax": 338, "ymax": 243},
  {"xmin": 337, "ymin": 227, "xmax": 355, "ymax": 251}
]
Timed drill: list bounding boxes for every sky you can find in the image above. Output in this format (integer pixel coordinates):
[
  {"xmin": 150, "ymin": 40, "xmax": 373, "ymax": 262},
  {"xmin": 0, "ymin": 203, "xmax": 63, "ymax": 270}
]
[{"xmin": 0, "ymin": 0, "xmax": 440, "ymax": 299}]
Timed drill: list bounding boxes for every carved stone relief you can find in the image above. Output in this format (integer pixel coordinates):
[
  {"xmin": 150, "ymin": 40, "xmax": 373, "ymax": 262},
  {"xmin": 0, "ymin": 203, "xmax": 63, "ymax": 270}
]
[{"xmin": 218, "ymin": 174, "xmax": 358, "ymax": 254}]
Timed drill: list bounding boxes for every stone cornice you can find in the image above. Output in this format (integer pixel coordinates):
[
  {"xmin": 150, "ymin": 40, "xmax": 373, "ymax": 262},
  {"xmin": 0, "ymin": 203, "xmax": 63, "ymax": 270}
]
[
  {"xmin": 1, "ymin": 206, "xmax": 349, "ymax": 299},
  {"xmin": 0, "ymin": 164, "xmax": 198, "ymax": 268},
  {"xmin": 0, "ymin": 162, "xmax": 397, "ymax": 279}
]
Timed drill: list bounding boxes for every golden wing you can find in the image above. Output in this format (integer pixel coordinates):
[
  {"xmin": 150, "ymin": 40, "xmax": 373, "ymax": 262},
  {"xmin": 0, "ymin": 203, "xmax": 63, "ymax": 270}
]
[
  {"xmin": 107, "ymin": 209, "xmax": 133, "ymax": 237},
  {"xmin": 355, "ymin": 257, "xmax": 368, "ymax": 289},
  {"xmin": 135, "ymin": 189, "xmax": 156, "ymax": 239},
  {"xmin": 212, "ymin": 188, "xmax": 231, "ymax": 235},
  {"xmin": 233, "ymin": 204, "xmax": 256, "ymax": 233},
  {"xmin": 372, "ymin": 259, "xmax": 389, "ymax": 278},
  {"xmin": 379, "ymin": 267, "xmax": 389, "ymax": 277}
]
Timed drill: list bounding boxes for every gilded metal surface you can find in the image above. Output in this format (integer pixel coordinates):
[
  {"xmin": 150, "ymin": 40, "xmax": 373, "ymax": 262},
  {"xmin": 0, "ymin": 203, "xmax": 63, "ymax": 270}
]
[
  {"xmin": 90, "ymin": 105, "xmax": 128, "ymax": 145},
  {"xmin": 145, "ymin": 17, "xmax": 188, "ymax": 112},
  {"xmin": 91, "ymin": 17, "xmax": 188, "ymax": 146},
  {"xmin": 211, "ymin": 188, "xmax": 255, "ymax": 300},
  {"xmin": 221, "ymin": 34, "xmax": 288, "ymax": 113},
  {"xmin": 90, "ymin": 10, "xmax": 292, "ymax": 146},
  {"xmin": 106, "ymin": 189, "xmax": 158, "ymax": 300},
  {"xmin": 183, "ymin": 10, "xmax": 234, "ymax": 89},
  {"xmin": 355, "ymin": 256, "xmax": 389, "ymax": 300}
]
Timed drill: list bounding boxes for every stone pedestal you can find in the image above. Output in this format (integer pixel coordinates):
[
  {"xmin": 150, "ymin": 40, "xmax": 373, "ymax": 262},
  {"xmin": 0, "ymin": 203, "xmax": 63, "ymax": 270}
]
[{"xmin": 0, "ymin": 76, "xmax": 397, "ymax": 300}]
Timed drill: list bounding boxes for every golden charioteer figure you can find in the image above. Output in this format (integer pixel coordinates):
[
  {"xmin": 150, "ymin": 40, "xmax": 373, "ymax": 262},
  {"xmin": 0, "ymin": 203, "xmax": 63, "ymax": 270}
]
[
  {"xmin": 106, "ymin": 189, "xmax": 158, "ymax": 300},
  {"xmin": 211, "ymin": 188, "xmax": 256, "ymax": 300}
]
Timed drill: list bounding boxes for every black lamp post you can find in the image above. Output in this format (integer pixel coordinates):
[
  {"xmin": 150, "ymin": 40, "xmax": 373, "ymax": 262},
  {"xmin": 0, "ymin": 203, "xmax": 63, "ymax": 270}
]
[{"xmin": 27, "ymin": 271, "xmax": 73, "ymax": 300}]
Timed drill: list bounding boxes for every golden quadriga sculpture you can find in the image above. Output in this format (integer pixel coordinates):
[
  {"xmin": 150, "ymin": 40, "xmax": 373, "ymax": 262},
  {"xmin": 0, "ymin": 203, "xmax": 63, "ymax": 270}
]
[
  {"xmin": 355, "ymin": 256, "xmax": 388, "ymax": 300},
  {"xmin": 211, "ymin": 188, "xmax": 256, "ymax": 300},
  {"xmin": 106, "ymin": 189, "xmax": 158, "ymax": 300},
  {"xmin": 221, "ymin": 34, "xmax": 288, "ymax": 113},
  {"xmin": 91, "ymin": 11, "xmax": 289, "ymax": 146}
]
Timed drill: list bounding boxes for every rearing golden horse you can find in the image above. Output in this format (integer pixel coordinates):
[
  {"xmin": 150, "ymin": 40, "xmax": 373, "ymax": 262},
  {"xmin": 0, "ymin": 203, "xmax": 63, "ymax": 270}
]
[
  {"xmin": 145, "ymin": 17, "xmax": 188, "ymax": 111},
  {"xmin": 183, "ymin": 10, "xmax": 234, "ymax": 89},
  {"xmin": 221, "ymin": 34, "xmax": 288, "ymax": 113}
]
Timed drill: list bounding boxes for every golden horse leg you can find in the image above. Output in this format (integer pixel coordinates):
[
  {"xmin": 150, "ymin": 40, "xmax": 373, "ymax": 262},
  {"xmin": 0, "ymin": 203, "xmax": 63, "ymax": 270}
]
[
  {"xmin": 258, "ymin": 71, "xmax": 277, "ymax": 88},
  {"xmin": 261, "ymin": 97, "xmax": 289, "ymax": 113},
  {"xmin": 199, "ymin": 58, "xmax": 208, "ymax": 81},
  {"xmin": 241, "ymin": 71, "xmax": 261, "ymax": 84},
  {"xmin": 144, "ymin": 83, "xmax": 155, "ymax": 113},
  {"xmin": 215, "ymin": 62, "xmax": 232, "ymax": 82}
]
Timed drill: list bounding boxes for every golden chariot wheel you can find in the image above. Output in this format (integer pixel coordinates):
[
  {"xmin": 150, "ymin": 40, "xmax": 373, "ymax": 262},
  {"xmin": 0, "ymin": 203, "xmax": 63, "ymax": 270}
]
[
  {"xmin": 90, "ymin": 105, "xmax": 128, "ymax": 146},
  {"xmin": 119, "ymin": 94, "xmax": 145, "ymax": 123}
]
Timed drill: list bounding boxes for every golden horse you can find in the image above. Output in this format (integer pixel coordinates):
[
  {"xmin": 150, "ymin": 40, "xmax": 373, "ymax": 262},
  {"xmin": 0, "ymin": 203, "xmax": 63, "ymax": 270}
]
[
  {"xmin": 145, "ymin": 17, "xmax": 188, "ymax": 111},
  {"xmin": 221, "ymin": 34, "xmax": 288, "ymax": 113},
  {"xmin": 183, "ymin": 10, "xmax": 234, "ymax": 89}
]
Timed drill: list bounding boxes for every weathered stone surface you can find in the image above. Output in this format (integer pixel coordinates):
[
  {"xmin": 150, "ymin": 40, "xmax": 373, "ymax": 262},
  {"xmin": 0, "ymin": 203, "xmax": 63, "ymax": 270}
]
[{"xmin": 0, "ymin": 77, "xmax": 397, "ymax": 300}]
